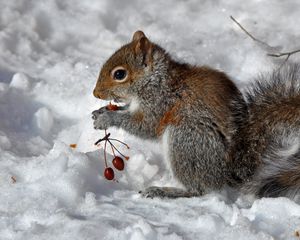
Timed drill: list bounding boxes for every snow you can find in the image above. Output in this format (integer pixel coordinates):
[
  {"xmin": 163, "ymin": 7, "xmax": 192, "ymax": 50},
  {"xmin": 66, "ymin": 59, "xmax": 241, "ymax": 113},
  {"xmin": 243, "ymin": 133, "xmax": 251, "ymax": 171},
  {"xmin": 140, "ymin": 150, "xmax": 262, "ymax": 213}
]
[
  {"xmin": 10, "ymin": 73, "xmax": 30, "ymax": 91},
  {"xmin": 0, "ymin": 0, "xmax": 300, "ymax": 239}
]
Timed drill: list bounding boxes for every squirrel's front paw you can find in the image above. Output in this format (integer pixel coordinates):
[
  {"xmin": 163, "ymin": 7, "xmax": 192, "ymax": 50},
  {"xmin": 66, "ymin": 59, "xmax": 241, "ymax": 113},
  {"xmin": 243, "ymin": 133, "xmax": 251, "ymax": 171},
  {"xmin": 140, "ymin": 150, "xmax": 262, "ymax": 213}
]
[
  {"xmin": 93, "ymin": 111, "xmax": 113, "ymax": 130},
  {"xmin": 92, "ymin": 106, "xmax": 108, "ymax": 120}
]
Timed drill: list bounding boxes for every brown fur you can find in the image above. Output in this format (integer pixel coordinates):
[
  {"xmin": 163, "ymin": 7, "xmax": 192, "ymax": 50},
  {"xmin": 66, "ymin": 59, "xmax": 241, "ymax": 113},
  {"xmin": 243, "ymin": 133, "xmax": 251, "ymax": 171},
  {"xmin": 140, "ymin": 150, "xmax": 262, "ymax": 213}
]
[
  {"xmin": 132, "ymin": 111, "xmax": 144, "ymax": 123},
  {"xmin": 153, "ymin": 64, "xmax": 241, "ymax": 138},
  {"xmin": 279, "ymin": 169, "xmax": 300, "ymax": 187},
  {"xmin": 93, "ymin": 40, "xmax": 149, "ymax": 100},
  {"xmin": 167, "ymin": 65, "xmax": 240, "ymax": 139},
  {"xmin": 156, "ymin": 99, "xmax": 183, "ymax": 136}
]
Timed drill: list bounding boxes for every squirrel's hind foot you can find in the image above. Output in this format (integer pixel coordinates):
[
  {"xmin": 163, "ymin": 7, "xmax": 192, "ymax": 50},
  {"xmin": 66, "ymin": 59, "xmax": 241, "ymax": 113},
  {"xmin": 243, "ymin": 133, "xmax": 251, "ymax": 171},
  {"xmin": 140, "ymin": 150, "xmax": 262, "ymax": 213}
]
[{"xmin": 139, "ymin": 186, "xmax": 201, "ymax": 199}]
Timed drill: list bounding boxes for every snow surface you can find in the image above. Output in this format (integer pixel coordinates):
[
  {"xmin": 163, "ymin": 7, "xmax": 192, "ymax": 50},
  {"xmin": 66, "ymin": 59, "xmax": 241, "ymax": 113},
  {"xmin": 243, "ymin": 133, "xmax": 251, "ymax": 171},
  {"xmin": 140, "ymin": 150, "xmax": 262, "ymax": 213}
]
[{"xmin": 1, "ymin": 0, "xmax": 300, "ymax": 239}]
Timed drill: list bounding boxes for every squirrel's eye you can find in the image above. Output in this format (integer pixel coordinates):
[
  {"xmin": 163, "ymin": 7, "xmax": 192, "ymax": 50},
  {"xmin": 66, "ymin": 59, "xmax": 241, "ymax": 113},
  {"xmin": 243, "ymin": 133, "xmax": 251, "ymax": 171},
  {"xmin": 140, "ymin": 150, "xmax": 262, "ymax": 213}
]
[
  {"xmin": 111, "ymin": 67, "xmax": 128, "ymax": 82},
  {"xmin": 114, "ymin": 70, "xmax": 126, "ymax": 80}
]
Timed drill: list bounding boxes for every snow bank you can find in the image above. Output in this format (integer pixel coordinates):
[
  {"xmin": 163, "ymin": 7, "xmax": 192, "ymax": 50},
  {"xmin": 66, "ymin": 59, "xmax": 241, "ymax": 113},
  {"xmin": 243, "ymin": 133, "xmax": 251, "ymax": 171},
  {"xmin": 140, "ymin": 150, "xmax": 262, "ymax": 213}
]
[{"xmin": 0, "ymin": 0, "xmax": 300, "ymax": 239}]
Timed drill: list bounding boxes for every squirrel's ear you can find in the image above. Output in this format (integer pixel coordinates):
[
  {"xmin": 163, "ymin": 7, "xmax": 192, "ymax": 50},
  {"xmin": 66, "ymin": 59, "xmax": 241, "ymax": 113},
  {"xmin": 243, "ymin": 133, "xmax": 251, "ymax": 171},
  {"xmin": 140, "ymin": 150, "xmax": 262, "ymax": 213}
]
[
  {"xmin": 132, "ymin": 32, "xmax": 153, "ymax": 66},
  {"xmin": 132, "ymin": 30, "xmax": 146, "ymax": 42}
]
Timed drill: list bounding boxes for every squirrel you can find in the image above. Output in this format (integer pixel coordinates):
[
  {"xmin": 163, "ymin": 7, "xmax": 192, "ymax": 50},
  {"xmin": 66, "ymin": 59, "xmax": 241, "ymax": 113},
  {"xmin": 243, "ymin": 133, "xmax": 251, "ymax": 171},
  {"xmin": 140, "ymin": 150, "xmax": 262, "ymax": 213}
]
[{"xmin": 92, "ymin": 30, "xmax": 300, "ymax": 199}]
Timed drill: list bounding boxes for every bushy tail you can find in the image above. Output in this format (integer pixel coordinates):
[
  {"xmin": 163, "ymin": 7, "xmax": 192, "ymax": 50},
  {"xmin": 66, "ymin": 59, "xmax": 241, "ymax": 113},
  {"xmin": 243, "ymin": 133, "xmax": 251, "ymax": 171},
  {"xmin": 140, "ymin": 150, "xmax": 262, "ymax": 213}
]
[
  {"xmin": 245, "ymin": 63, "xmax": 300, "ymax": 107},
  {"xmin": 240, "ymin": 63, "xmax": 300, "ymax": 199},
  {"xmin": 243, "ymin": 130, "xmax": 300, "ymax": 198}
]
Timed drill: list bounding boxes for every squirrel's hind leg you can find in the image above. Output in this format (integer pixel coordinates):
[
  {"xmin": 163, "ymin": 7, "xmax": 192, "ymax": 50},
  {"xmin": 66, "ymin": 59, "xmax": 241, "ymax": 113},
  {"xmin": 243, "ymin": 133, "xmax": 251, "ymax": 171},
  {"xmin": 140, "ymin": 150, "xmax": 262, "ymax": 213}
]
[{"xmin": 139, "ymin": 186, "xmax": 201, "ymax": 199}]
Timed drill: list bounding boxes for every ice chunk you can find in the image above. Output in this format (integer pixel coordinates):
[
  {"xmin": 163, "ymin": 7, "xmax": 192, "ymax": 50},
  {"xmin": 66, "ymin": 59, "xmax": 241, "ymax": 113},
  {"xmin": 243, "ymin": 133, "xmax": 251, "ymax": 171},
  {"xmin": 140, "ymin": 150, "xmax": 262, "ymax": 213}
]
[
  {"xmin": 0, "ymin": 132, "xmax": 11, "ymax": 149},
  {"xmin": 33, "ymin": 107, "xmax": 54, "ymax": 135},
  {"xmin": 10, "ymin": 73, "xmax": 30, "ymax": 91}
]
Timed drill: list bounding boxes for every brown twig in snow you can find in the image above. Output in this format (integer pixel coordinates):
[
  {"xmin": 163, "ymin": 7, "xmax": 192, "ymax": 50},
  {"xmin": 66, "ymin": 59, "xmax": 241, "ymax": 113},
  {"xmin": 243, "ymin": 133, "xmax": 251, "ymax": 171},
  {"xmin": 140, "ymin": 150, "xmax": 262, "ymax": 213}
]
[
  {"xmin": 267, "ymin": 49, "xmax": 300, "ymax": 62},
  {"xmin": 230, "ymin": 16, "xmax": 268, "ymax": 46},
  {"xmin": 11, "ymin": 176, "xmax": 16, "ymax": 183},
  {"xmin": 230, "ymin": 15, "xmax": 300, "ymax": 63}
]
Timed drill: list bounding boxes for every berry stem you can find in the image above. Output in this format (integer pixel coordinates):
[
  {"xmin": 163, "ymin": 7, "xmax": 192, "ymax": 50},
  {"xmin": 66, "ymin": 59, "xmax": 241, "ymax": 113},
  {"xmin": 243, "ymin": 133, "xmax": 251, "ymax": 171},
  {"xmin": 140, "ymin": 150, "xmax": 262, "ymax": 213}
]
[
  {"xmin": 109, "ymin": 141, "xmax": 116, "ymax": 156},
  {"xmin": 109, "ymin": 138, "xmax": 130, "ymax": 149},
  {"xmin": 104, "ymin": 132, "xmax": 108, "ymax": 168},
  {"xmin": 94, "ymin": 132, "xmax": 111, "ymax": 145},
  {"xmin": 108, "ymin": 139, "xmax": 129, "ymax": 159}
]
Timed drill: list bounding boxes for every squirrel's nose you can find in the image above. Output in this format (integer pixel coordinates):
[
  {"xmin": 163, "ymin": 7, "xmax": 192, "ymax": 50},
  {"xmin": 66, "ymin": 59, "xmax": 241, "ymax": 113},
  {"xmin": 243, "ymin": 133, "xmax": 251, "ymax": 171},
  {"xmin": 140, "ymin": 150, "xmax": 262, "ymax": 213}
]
[
  {"xmin": 93, "ymin": 89, "xmax": 100, "ymax": 98},
  {"xmin": 93, "ymin": 88, "xmax": 108, "ymax": 99}
]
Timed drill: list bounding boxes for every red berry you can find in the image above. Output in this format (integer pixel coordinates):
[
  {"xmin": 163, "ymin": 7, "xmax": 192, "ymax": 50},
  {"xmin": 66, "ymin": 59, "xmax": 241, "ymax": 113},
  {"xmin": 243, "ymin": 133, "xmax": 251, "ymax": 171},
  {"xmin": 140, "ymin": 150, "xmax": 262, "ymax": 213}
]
[
  {"xmin": 106, "ymin": 103, "xmax": 119, "ymax": 111},
  {"xmin": 112, "ymin": 156, "xmax": 124, "ymax": 171},
  {"xmin": 104, "ymin": 167, "xmax": 114, "ymax": 180}
]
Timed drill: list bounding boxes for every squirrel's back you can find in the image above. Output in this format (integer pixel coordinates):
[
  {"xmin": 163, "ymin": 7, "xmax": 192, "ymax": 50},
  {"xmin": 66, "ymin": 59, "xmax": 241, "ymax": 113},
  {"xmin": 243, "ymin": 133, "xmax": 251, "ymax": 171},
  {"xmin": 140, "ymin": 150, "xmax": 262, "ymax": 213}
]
[
  {"xmin": 156, "ymin": 64, "xmax": 243, "ymax": 137},
  {"xmin": 231, "ymin": 63, "xmax": 300, "ymax": 199}
]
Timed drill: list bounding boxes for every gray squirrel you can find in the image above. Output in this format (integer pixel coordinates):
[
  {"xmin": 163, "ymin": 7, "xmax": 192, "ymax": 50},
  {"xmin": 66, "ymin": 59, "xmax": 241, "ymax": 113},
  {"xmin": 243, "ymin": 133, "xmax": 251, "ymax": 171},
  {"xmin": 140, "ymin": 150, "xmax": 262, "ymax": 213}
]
[{"xmin": 92, "ymin": 30, "xmax": 300, "ymax": 199}]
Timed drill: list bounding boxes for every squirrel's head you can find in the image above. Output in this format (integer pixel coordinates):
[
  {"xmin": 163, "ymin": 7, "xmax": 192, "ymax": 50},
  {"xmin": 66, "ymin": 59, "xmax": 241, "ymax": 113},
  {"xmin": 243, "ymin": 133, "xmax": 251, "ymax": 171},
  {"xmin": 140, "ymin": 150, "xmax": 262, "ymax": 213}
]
[{"xmin": 93, "ymin": 30, "xmax": 163, "ymax": 103}]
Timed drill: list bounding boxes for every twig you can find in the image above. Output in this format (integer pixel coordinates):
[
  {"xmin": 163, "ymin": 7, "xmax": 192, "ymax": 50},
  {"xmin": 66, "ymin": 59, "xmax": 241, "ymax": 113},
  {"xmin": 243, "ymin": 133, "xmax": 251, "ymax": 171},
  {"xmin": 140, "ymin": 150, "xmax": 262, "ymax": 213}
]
[
  {"xmin": 230, "ymin": 15, "xmax": 300, "ymax": 63},
  {"xmin": 270, "ymin": 49, "xmax": 300, "ymax": 68},
  {"xmin": 230, "ymin": 16, "xmax": 268, "ymax": 46},
  {"xmin": 11, "ymin": 176, "xmax": 16, "ymax": 183},
  {"xmin": 267, "ymin": 49, "xmax": 300, "ymax": 62},
  {"xmin": 94, "ymin": 133, "xmax": 111, "ymax": 145}
]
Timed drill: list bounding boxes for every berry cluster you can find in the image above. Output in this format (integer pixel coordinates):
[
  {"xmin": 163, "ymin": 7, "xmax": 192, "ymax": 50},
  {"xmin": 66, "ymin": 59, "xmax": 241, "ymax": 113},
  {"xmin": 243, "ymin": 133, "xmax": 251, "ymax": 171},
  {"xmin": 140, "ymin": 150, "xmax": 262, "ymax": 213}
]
[{"xmin": 94, "ymin": 103, "xmax": 130, "ymax": 181}]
